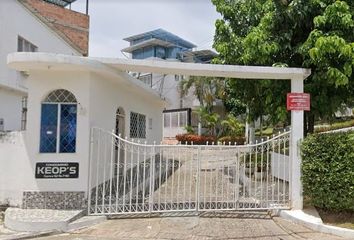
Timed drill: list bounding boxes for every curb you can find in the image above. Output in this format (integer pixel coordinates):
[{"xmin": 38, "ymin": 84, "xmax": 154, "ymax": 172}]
[
  {"xmin": 0, "ymin": 230, "xmax": 57, "ymax": 240},
  {"xmin": 280, "ymin": 210, "xmax": 354, "ymax": 239},
  {"xmin": 1, "ymin": 215, "xmax": 106, "ymax": 239},
  {"xmin": 4, "ymin": 208, "xmax": 84, "ymax": 232}
]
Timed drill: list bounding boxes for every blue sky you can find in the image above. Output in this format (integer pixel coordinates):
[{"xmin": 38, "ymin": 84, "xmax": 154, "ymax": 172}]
[{"xmin": 70, "ymin": 0, "xmax": 220, "ymax": 58}]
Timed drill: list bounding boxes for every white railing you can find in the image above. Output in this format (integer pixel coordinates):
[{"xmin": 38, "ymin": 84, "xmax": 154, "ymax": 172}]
[{"xmin": 88, "ymin": 127, "xmax": 292, "ymax": 215}]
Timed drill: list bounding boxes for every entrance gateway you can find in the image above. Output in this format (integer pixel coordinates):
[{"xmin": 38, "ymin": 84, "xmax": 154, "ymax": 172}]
[
  {"xmin": 6, "ymin": 53, "xmax": 310, "ymax": 213},
  {"xmin": 86, "ymin": 60, "xmax": 310, "ymax": 216}
]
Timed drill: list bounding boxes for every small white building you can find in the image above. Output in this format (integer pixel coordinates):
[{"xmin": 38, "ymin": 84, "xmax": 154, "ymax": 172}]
[
  {"xmin": 0, "ymin": 0, "xmax": 89, "ymax": 131},
  {"xmin": 1, "ymin": 52, "xmax": 165, "ymax": 208}
]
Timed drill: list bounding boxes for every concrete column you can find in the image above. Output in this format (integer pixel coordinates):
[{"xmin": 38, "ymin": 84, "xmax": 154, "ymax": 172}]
[
  {"xmin": 290, "ymin": 77, "xmax": 304, "ymax": 210},
  {"xmin": 198, "ymin": 122, "xmax": 202, "ymax": 136},
  {"xmin": 245, "ymin": 107, "xmax": 249, "ymax": 143}
]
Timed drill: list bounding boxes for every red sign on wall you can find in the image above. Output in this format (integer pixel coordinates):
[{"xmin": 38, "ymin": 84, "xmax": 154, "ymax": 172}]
[{"xmin": 287, "ymin": 93, "xmax": 310, "ymax": 111}]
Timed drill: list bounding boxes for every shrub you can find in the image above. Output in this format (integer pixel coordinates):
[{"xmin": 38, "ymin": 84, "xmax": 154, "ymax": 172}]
[
  {"xmin": 176, "ymin": 134, "xmax": 216, "ymax": 145},
  {"xmin": 218, "ymin": 136, "xmax": 246, "ymax": 145},
  {"xmin": 301, "ymin": 131, "xmax": 354, "ymax": 211}
]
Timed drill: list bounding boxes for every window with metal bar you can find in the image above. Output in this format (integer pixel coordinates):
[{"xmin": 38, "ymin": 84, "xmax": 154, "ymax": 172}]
[
  {"xmin": 130, "ymin": 112, "xmax": 146, "ymax": 139},
  {"xmin": 40, "ymin": 89, "xmax": 77, "ymax": 153},
  {"xmin": 21, "ymin": 96, "xmax": 28, "ymax": 131}
]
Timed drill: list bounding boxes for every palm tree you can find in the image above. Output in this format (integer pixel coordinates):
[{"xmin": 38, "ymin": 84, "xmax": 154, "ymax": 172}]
[
  {"xmin": 179, "ymin": 76, "xmax": 225, "ymax": 114},
  {"xmin": 197, "ymin": 107, "xmax": 220, "ymax": 136},
  {"xmin": 221, "ymin": 114, "xmax": 244, "ymax": 136}
]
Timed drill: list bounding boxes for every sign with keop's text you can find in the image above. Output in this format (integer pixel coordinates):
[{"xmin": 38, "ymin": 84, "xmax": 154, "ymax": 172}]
[{"xmin": 35, "ymin": 162, "xmax": 79, "ymax": 179}]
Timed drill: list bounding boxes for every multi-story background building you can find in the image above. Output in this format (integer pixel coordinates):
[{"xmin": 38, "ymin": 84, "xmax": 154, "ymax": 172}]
[
  {"xmin": 122, "ymin": 29, "xmax": 217, "ymax": 139},
  {"xmin": 0, "ymin": 0, "xmax": 89, "ymax": 131}
]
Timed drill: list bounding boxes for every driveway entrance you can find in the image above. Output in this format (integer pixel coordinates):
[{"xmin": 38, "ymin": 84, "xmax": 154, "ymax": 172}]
[{"xmin": 34, "ymin": 214, "xmax": 344, "ymax": 240}]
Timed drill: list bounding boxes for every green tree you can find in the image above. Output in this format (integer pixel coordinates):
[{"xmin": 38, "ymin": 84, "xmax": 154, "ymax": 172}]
[{"xmin": 212, "ymin": 0, "xmax": 354, "ymax": 135}]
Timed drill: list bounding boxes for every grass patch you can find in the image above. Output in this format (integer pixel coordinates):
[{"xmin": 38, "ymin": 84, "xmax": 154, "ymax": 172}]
[
  {"xmin": 255, "ymin": 127, "xmax": 273, "ymax": 136},
  {"xmin": 315, "ymin": 119, "xmax": 354, "ymax": 133},
  {"xmin": 317, "ymin": 209, "xmax": 354, "ymax": 230},
  {"xmin": 305, "ymin": 196, "xmax": 354, "ymax": 230}
]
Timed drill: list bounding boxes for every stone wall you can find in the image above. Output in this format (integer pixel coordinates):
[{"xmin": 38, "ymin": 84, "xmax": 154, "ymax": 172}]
[{"xmin": 22, "ymin": 191, "xmax": 86, "ymax": 210}]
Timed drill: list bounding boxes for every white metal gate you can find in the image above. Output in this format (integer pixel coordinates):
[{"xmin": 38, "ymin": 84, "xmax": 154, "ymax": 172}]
[{"xmin": 88, "ymin": 127, "xmax": 291, "ymax": 215}]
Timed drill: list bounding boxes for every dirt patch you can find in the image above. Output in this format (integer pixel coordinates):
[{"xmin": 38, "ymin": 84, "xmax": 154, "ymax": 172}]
[
  {"xmin": 317, "ymin": 208, "xmax": 354, "ymax": 230},
  {"xmin": 0, "ymin": 205, "xmax": 8, "ymax": 225}
]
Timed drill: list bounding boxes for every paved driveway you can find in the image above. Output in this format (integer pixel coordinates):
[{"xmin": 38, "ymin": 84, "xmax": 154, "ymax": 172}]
[{"xmin": 34, "ymin": 213, "xmax": 344, "ymax": 240}]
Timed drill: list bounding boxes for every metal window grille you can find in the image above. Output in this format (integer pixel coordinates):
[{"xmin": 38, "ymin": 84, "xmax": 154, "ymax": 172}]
[
  {"xmin": 40, "ymin": 89, "xmax": 77, "ymax": 153},
  {"xmin": 130, "ymin": 112, "xmax": 146, "ymax": 139},
  {"xmin": 59, "ymin": 104, "xmax": 77, "ymax": 153},
  {"xmin": 44, "ymin": 89, "xmax": 77, "ymax": 103},
  {"xmin": 21, "ymin": 96, "xmax": 28, "ymax": 131},
  {"xmin": 138, "ymin": 115, "xmax": 146, "ymax": 138},
  {"xmin": 138, "ymin": 74, "xmax": 152, "ymax": 87}
]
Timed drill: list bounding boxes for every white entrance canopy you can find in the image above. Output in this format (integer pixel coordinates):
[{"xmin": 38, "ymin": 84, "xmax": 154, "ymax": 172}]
[
  {"xmin": 7, "ymin": 52, "xmax": 311, "ymax": 210},
  {"xmin": 8, "ymin": 53, "xmax": 311, "ymax": 81},
  {"xmin": 95, "ymin": 57, "xmax": 311, "ymax": 80}
]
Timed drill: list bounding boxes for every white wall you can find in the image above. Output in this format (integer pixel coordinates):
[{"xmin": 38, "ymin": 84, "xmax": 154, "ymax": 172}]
[
  {"xmin": 151, "ymin": 73, "xmax": 181, "ymax": 109},
  {"xmin": 0, "ymin": 88, "xmax": 25, "ymax": 130},
  {"xmin": 89, "ymin": 72, "xmax": 164, "ymax": 144},
  {"xmin": 0, "ymin": 0, "xmax": 80, "ymax": 131},
  {"xmin": 0, "ymin": 132, "xmax": 30, "ymax": 206},
  {"xmin": 24, "ymin": 70, "xmax": 91, "ymax": 193},
  {"xmin": 0, "ymin": 70, "xmax": 91, "ymax": 206}
]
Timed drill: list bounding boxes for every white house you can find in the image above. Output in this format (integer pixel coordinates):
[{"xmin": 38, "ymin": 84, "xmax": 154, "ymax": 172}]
[
  {"xmin": 1, "ymin": 52, "xmax": 165, "ymax": 208},
  {"xmin": 0, "ymin": 0, "xmax": 89, "ymax": 131}
]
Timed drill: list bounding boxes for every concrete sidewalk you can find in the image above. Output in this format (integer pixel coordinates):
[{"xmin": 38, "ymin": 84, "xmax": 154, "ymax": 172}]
[{"xmin": 33, "ymin": 213, "xmax": 345, "ymax": 240}]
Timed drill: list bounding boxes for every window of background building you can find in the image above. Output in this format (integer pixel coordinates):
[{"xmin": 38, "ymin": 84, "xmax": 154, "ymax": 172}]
[
  {"xmin": 18, "ymin": 36, "xmax": 38, "ymax": 52},
  {"xmin": 163, "ymin": 110, "xmax": 189, "ymax": 129},
  {"xmin": 155, "ymin": 47, "xmax": 166, "ymax": 59},
  {"xmin": 138, "ymin": 74, "xmax": 152, "ymax": 87}
]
